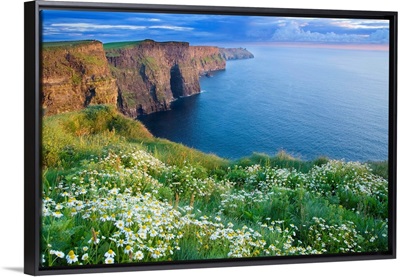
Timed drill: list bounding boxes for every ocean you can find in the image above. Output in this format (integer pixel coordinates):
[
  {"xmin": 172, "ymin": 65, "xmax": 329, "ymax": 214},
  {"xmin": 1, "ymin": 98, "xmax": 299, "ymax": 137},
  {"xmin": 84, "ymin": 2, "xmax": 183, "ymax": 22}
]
[{"xmin": 138, "ymin": 45, "xmax": 389, "ymax": 161}]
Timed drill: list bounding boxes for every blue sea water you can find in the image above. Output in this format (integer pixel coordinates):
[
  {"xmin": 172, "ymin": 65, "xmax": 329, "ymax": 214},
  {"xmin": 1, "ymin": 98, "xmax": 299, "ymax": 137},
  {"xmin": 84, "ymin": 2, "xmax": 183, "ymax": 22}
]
[{"xmin": 138, "ymin": 46, "xmax": 389, "ymax": 161}]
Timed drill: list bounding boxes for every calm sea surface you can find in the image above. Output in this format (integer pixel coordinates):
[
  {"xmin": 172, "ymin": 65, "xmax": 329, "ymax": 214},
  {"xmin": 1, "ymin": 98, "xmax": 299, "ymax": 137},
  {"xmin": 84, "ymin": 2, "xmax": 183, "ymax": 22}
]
[{"xmin": 138, "ymin": 46, "xmax": 389, "ymax": 161}]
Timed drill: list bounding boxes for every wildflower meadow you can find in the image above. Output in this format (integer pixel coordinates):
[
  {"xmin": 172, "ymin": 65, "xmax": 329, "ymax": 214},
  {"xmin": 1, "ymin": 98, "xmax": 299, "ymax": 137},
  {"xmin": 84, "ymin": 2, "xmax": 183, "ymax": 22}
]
[{"xmin": 41, "ymin": 105, "xmax": 389, "ymax": 267}]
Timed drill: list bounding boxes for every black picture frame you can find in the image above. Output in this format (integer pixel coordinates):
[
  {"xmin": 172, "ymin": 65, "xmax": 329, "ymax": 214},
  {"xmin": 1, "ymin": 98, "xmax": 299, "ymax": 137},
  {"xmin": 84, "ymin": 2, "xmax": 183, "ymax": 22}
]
[{"xmin": 24, "ymin": 0, "xmax": 397, "ymax": 275}]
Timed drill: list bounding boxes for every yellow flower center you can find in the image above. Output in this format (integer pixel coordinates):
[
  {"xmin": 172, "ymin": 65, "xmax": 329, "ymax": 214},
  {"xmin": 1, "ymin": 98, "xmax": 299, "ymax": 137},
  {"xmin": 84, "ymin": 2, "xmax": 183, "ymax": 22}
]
[
  {"xmin": 108, "ymin": 250, "xmax": 113, "ymax": 254},
  {"xmin": 68, "ymin": 250, "xmax": 75, "ymax": 259},
  {"xmin": 126, "ymin": 246, "xmax": 131, "ymax": 250}
]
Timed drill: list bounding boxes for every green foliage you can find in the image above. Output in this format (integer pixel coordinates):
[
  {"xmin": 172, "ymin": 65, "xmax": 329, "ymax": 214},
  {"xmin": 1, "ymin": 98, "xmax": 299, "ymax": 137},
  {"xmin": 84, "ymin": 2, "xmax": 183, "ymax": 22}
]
[
  {"xmin": 225, "ymin": 166, "xmax": 248, "ymax": 188},
  {"xmin": 234, "ymin": 151, "xmax": 329, "ymax": 174},
  {"xmin": 141, "ymin": 56, "xmax": 159, "ymax": 70},
  {"xmin": 43, "ymin": 40, "xmax": 97, "ymax": 48},
  {"xmin": 41, "ymin": 105, "xmax": 389, "ymax": 267},
  {"xmin": 71, "ymin": 71, "xmax": 82, "ymax": 85},
  {"xmin": 103, "ymin": 41, "xmax": 142, "ymax": 50},
  {"xmin": 142, "ymin": 139, "xmax": 228, "ymax": 170},
  {"xmin": 72, "ymin": 52, "xmax": 105, "ymax": 67},
  {"xmin": 367, "ymin": 160, "xmax": 389, "ymax": 180}
]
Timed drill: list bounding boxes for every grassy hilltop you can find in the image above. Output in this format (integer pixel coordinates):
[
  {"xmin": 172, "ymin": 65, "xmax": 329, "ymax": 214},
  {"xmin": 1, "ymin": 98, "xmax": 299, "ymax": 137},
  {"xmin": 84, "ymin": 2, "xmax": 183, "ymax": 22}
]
[{"xmin": 42, "ymin": 105, "xmax": 389, "ymax": 266}]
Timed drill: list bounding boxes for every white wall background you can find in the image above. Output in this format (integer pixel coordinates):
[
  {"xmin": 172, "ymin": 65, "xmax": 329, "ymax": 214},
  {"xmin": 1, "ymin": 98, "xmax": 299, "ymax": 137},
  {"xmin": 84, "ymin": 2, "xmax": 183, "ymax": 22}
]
[{"xmin": 0, "ymin": 0, "xmax": 398, "ymax": 276}]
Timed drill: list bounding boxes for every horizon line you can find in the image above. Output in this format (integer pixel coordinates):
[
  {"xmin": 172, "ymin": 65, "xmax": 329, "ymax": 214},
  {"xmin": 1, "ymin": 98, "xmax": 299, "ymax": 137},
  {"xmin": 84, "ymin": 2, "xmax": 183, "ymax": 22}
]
[{"xmin": 42, "ymin": 38, "xmax": 390, "ymax": 51}]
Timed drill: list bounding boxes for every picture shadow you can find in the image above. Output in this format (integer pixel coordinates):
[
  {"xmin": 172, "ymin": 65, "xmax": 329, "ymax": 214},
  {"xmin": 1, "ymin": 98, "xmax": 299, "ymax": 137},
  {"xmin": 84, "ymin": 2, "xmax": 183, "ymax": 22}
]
[{"xmin": 3, "ymin": 267, "xmax": 24, "ymax": 273}]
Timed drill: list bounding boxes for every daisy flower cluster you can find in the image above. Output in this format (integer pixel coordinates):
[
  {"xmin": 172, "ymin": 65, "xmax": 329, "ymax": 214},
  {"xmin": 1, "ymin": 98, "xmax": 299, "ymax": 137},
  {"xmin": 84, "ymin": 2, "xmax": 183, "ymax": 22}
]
[
  {"xmin": 163, "ymin": 163, "xmax": 231, "ymax": 207},
  {"xmin": 41, "ymin": 149, "xmax": 389, "ymax": 267},
  {"xmin": 245, "ymin": 165, "xmax": 308, "ymax": 191},
  {"xmin": 307, "ymin": 160, "xmax": 388, "ymax": 200},
  {"xmin": 219, "ymin": 189, "xmax": 270, "ymax": 213}
]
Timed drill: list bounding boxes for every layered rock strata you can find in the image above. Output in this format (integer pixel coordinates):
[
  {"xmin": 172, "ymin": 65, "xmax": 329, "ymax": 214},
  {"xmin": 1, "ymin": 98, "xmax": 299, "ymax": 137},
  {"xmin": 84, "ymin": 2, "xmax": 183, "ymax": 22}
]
[
  {"xmin": 105, "ymin": 40, "xmax": 226, "ymax": 117},
  {"xmin": 42, "ymin": 40, "xmax": 118, "ymax": 115}
]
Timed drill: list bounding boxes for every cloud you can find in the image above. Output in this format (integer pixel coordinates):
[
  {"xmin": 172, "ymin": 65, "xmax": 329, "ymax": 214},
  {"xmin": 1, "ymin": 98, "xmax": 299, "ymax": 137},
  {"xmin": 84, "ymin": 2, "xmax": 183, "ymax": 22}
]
[
  {"xmin": 148, "ymin": 25, "xmax": 194, "ymax": 31},
  {"xmin": 42, "ymin": 10, "xmax": 390, "ymax": 45},
  {"xmin": 367, "ymin": 29, "xmax": 389, "ymax": 43},
  {"xmin": 48, "ymin": 23, "xmax": 193, "ymax": 33},
  {"xmin": 50, "ymin": 23, "xmax": 146, "ymax": 31},
  {"xmin": 127, "ymin": 17, "xmax": 162, "ymax": 22},
  {"xmin": 271, "ymin": 21, "xmax": 388, "ymax": 44},
  {"xmin": 330, "ymin": 19, "xmax": 389, "ymax": 29}
]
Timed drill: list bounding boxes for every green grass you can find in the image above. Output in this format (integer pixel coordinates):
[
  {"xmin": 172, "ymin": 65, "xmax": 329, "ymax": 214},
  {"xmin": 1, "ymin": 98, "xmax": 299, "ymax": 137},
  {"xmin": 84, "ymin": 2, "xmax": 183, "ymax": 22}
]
[
  {"xmin": 103, "ymin": 41, "xmax": 142, "ymax": 50},
  {"xmin": 41, "ymin": 105, "xmax": 389, "ymax": 267},
  {"xmin": 368, "ymin": 160, "xmax": 389, "ymax": 179},
  {"xmin": 73, "ymin": 52, "xmax": 105, "ymax": 67},
  {"xmin": 42, "ymin": 104, "xmax": 227, "ymax": 170},
  {"xmin": 233, "ymin": 151, "xmax": 330, "ymax": 174},
  {"xmin": 104, "ymin": 41, "xmax": 143, "ymax": 58},
  {"xmin": 43, "ymin": 40, "xmax": 98, "ymax": 48}
]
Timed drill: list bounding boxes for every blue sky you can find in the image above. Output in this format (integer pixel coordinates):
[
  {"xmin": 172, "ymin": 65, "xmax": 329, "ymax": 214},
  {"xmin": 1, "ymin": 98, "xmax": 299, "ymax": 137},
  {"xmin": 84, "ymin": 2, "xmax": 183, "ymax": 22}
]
[{"xmin": 41, "ymin": 10, "xmax": 389, "ymax": 46}]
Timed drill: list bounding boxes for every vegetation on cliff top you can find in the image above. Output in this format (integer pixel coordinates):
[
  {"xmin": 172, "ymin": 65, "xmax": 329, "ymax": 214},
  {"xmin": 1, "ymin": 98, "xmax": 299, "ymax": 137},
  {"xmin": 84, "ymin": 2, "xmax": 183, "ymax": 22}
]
[
  {"xmin": 103, "ymin": 40, "xmax": 189, "ymax": 50},
  {"xmin": 41, "ymin": 105, "xmax": 389, "ymax": 267},
  {"xmin": 43, "ymin": 40, "xmax": 100, "ymax": 48},
  {"xmin": 103, "ymin": 41, "xmax": 142, "ymax": 50}
]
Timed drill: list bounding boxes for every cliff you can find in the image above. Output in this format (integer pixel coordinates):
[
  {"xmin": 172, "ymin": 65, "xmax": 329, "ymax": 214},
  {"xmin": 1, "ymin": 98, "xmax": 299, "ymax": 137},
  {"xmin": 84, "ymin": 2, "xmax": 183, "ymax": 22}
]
[
  {"xmin": 41, "ymin": 39, "xmax": 254, "ymax": 118},
  {"xmin": 42, "ymin": 40, "xmax": 118, "ymax": 115},
  {"xmin": 219, "ymin": 47, "xmax": 254, "ymax": 60},
  {"xmin": 105, "ymin": 40, "xmax": 226, "ymax": 117}
]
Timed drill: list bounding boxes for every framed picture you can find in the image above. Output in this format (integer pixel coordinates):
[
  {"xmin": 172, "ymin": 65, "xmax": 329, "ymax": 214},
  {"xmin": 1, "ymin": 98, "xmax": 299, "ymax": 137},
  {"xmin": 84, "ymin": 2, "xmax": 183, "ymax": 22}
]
[{"xmin": 24, "ymin": 0, "xmax": 397, "ymax": 275}]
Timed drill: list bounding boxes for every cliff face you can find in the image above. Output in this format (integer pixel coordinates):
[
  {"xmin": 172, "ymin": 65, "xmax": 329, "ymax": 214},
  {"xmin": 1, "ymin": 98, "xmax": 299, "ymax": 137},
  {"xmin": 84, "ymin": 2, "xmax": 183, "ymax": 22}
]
[
  {"xmin": 41, "ymin": 39, "xmax": 254, "ymax": 118},
  {"xmin": 42, "ymin": 40, "xmax": 118, "ymax": 115},
  {"xmin": 219, "ymin": 47, "xmax": 254, "ymax": 60},
  {"xmin": 106, "ymin": 40, "xmax": 226, "ymax": 117}
]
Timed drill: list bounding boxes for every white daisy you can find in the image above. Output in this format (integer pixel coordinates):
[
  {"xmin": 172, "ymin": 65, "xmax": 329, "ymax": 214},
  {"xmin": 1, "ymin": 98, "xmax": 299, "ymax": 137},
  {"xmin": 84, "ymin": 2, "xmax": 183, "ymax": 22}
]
[
  {"xmin": 149, "ymin": 229, "xmax": 158, "ymax": 237},
  {"xmin": 55, "ymin": 251, "xmax": 65, "ymax": 259},
  {"xmin": 105, "ymin": 257, "xmax": 114, "ymax": 264},
  {"xmin": 52, "ymin": 211, "xmax": 63, "ymax": 218},
  {"xmin": 104, "ymin": 249, "xmax": 116, "ymax": 258},
  {"xmin": 116, "ymin": 239, "xmax": 125, "ymax": 247},
  {"xmin": 114, "ymin": 220, "xmax": 124, "ymax": 229},
  {"xmin": 66, "ymin": 250, "xmax": 78, "ymax": 264},
  {"xmin": 151, "ymin": 250, "xmax": 162, "ymax": 259},
  {"xmin": 134, "ymin": 250, "xmax": 144, "ymax": 261},
  {"xmin": 124, "ymin": 245, "xmax": 133, "ymax": 254},
  {"xmin": 138, "ymin": 232, "xmax": 147, "ymax": 240}
]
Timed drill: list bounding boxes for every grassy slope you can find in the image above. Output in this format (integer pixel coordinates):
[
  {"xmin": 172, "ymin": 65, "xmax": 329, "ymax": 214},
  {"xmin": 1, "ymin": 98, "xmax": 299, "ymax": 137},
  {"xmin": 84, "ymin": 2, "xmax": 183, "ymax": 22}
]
[
  {"xmin": 43, "ymin": 104, "xmax": 227, "ymax": 170},
  {"xmin": 41, "ymin": 105, "xmax": 389, "ymax": 266},
  {"xmin": 45, "ymin": 104, "xmax": 387, "ymax": 175}
]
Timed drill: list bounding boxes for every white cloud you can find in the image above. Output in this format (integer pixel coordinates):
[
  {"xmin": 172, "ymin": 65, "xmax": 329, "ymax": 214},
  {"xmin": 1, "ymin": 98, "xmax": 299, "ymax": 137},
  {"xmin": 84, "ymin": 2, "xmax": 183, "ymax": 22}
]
[
  {"xmin": 271, "ymin": 21, "xmax": 388, "ymax": 43},
  {"xmin": 149, "ymin": 25, "xmax": 194, "ymax": 31},
  {"xmin": 51, "ymin": 23, "xmax": 146, "ymax": 31},
  {"xmin": 127, "ymin": 17, "xmax": 162, "ymax": 22},
  {"xmin": 330, "ymin": 19, "xmax": 389, "ymax": 29},
  {"xmin": 48, "ymin": 23, "xmax": 193, "ymax": 33}
]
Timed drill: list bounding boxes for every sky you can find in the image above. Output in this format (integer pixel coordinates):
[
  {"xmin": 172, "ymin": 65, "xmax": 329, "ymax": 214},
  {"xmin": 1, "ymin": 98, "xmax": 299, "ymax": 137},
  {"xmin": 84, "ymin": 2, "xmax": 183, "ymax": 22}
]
[{"xmin": 41, "ymin": 10, "xmax": 390, "ymax": 46}]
